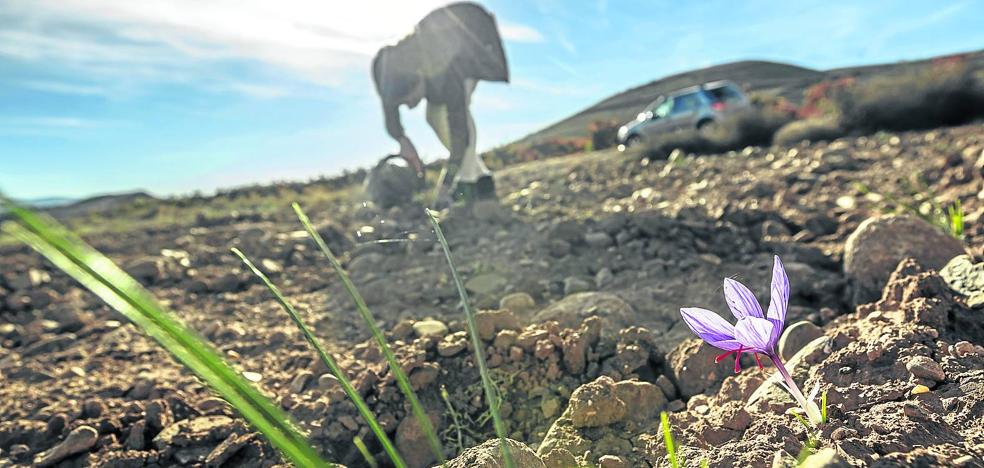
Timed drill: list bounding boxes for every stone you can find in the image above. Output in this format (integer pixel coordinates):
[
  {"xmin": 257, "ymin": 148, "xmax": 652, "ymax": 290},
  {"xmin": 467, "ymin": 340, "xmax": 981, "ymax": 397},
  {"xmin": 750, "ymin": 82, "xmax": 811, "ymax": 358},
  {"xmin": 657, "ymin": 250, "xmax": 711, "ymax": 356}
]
[
  {"xmin": 440, "ymin": 438, "xmax": 545, "ymax": 468},
  {"xmin": 798, "ymin": 447, "xmax": 849, "ymax": 467},
  {"xmin": 396, "ymin": 411, "xmax": 441, "ymax": 468},
  {"xmin": 595, "ymin": 267, "xmax": 614, "ymax": 288},
  {"xmin": 125, "ymin": 257, "xmax": 165, "ymax": 285},
  {"xmin": 940, "ymin": 255, "xmax": 984, "ymax": 308},
  {"xmin": 778, "ymin": 321, "xmax": 824, "ymax": 361},
  {"xmin": 289, "ymin": 371, "xmax": 313, "ymax": 394},
  {"xmin": 205, "ymin": 433, "xmax": 254, "ymax": 468},
  {"xmin": 533, "ymin": 292, "xmax": 636, "ymax": 337},
  {"xmin": 499, "ymin": 292, "xmax": 536, "ymax": 314},
  {"xmin": 465, "ymin": 273, "xmax": 508, "ymax": 296},
  {"xmin": 541, "ymin": 396, "xmax": 561, "ymax": 419},
  {"xmin": 541, "ymin": 448, "xmax": 578, "ymax": 468},
  {"xmin": 35, "ymin": 425, "xmax": 98, "ymax": 467},
  {"xmin": 599, "ymin": 455, "xmax": 629, "ymax": 468},
  {"xmin": 410, "ymin": 363, "xmax": 440, "ymax": 390},
  {"xmin": 844, "ymin": 215, "xmax": 965, "ymax": 306},
  {"xmin": 209, "ymin": 273, "xmax": 241, "ymax": 293},
  {"xmin": 906, "ymin": 356, "xmax": 945, "ymax": 382},
  {"xmin": 667, "ymin": 338, "xmax": 726, "ymax": 398},
  {"xmin": 563, "ymin": 276, "xmax": 593, "ymax": 295},
  {"xmin": 438, "ymin": 332, "xmax": 469, "ymax": 357},
  {"xmin": 260, "ymin": 259, "xmax": 283, "ymax": 275},
  {"xmin": 126, "ymin": 420, "xmax": 147, "ymax": 450},
  {"xmin": 584, "ymin": 232, "xmax": 614, "ymax": 248},
  {"xmin": 474, "ymin": 310, "xmax": 520, "ymax": 341},
  {"xmin": 153, "ymin": 416, "xmax": 237, "ymax": 451},
  {"xmin": 412, "ymin": 319, "xmax": 449, "ymax": 338},
  {"xmin": 549, "ymin": 239, "xmax": 572, "ymax": 257},
  {"xmin": 567, "ymin": 376, "xmax": 626, "ymax": 427}
]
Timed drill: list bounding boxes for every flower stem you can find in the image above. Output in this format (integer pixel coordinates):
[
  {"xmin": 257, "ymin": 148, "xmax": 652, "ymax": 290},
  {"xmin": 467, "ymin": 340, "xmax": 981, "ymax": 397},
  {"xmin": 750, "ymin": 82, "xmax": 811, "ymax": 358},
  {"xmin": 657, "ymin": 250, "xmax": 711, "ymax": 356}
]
[{"xmin": 768, "ymin": 353, "xmax": 822, "ymax": 426}]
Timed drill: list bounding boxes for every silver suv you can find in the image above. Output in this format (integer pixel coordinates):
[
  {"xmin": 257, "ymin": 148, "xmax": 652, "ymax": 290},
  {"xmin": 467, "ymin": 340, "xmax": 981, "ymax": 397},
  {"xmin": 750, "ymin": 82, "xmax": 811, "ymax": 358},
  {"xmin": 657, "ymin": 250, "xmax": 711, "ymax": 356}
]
[{"xmin": 617, "ymin": 80, "xmax": 749, "ymax": 149}]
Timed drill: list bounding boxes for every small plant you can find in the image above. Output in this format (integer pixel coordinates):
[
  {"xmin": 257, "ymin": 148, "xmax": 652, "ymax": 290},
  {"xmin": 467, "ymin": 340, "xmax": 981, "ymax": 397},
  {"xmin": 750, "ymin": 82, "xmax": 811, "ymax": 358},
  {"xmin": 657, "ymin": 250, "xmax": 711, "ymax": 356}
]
[
  {"xmin": 293, "ymin": 203, "xmax": 446, "ymax": 464},
  {"xmin": 661, "ymin": 411, "xmax": 709, "ymax": 468},
  {"xmin": 679, "ymin": 256, "xmax": 825, "ymax": 427},
  {"xmin": 232, "ymin": 248, "xmax": 404, "ymax": 467},
  {"xmin": 0, "ymin": 197, "xmax": 330, "ymax": 467},
  {"xmin": 856, "ymin": 179, "xmax": 966, "ymax": 239},
  {"xmin": 427, "ymin": 209, "xmax": 516, "ymax": 468}
]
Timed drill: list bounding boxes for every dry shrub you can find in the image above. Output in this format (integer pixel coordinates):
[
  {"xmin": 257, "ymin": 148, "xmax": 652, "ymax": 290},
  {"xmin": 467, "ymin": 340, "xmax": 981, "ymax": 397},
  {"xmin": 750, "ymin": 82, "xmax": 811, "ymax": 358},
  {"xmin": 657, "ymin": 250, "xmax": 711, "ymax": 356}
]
[
  {"xmin": 589, "ymin": 119, "xmax": 621, "ymax": 151},
  {"xmin": 773, "ymin": 118, "xmax": 844, "ymax": 146},
  {"xmin": 835, "ymin": 62, "xmax": 984, "ymax": 133}
]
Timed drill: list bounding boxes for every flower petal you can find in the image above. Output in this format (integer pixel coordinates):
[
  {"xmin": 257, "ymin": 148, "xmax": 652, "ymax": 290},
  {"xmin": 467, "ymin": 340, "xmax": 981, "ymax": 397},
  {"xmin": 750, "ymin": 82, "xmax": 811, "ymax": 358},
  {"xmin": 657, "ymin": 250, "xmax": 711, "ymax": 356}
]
[
  {"xmin": 680, "ymin": 307, "xmax": 740, "ymax": 350},
  {"xmin": 767, "ymin": 255, "xmax": 790, "ymax": 323},
  {"xmin": 734, "ymin": 316, "xmax": 776, "ymax": 352},
  {"xmin": 723, "ymin": 278, "xmax": 764, "ymax": 320}
]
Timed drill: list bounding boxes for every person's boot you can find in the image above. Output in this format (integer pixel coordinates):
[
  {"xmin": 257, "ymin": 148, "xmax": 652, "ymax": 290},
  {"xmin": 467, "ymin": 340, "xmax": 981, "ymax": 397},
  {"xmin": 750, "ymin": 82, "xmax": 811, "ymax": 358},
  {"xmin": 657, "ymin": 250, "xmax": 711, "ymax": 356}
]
[{"xmin": 451, "ymin": 175, "xmax": 496, "ymax": 203}]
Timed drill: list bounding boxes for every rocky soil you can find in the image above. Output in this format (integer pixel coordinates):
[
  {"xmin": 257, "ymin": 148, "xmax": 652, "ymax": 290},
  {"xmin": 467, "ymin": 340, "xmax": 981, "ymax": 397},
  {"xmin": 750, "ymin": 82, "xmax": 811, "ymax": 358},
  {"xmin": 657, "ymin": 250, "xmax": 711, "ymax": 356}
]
[{"xmin": 1, "ymin": 123, "xmax": 983, "ymax": 467}]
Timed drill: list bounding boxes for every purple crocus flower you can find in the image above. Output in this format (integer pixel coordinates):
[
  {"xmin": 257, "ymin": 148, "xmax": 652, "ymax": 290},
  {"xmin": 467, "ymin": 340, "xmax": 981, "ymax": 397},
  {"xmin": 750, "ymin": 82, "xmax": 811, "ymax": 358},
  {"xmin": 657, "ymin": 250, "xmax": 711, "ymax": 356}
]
[{"xmin": 680, "ymin": 255, "xmax": 823, "ymax": 426}]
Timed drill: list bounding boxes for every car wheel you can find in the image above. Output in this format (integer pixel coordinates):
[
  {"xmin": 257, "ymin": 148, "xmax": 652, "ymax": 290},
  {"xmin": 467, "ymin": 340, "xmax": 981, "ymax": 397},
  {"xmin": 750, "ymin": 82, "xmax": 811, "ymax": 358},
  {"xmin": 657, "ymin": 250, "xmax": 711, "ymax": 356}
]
[{"xmin": 696, "ymin": 119, "xmax": 715, "ymax": 134}]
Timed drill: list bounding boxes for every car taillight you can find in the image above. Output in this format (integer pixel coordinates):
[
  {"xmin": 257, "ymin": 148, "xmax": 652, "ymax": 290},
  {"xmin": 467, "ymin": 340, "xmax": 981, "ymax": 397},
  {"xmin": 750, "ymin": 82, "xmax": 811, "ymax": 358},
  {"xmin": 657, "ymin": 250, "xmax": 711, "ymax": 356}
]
[{"xmin": 712, "ymin": 102, "xmax": 726, "ymax": 111}]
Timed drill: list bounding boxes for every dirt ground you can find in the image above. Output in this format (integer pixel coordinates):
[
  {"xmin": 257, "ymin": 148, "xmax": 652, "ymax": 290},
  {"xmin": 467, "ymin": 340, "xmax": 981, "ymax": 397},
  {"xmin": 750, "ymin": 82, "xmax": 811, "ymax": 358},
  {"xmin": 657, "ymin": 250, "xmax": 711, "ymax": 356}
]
[{"xmin": 1, "ymin": 123, "xmax": 983, "ymax": 467}]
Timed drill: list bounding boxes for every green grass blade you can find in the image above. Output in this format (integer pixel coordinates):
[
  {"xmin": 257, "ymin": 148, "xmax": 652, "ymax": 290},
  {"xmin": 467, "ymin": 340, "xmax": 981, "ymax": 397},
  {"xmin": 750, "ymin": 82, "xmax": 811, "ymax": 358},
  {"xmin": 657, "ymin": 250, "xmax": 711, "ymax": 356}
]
[
  {"xmin": 231, "ymin": 248, "xmax": 405, "ymax": 468},
  {"xmin": 354, "ymin": 436, "xmax": 379, "ymax": 468},
  {"xmin": 820, "ymin": 390, "xmax": 828, "ymax": 424},
  {"xmin": 791, "ymin": 412, "xmax": 811, "ymax": 429},
  {"xmin": 661, "ymin": 411, "xmax": 680, "ymax": 468},
  {"xmin": 0, "ymin": 199, "xmax": 329, "ymax": 468},
  {"xmin": 426, "ymin": 209, "xmax": 515, "ymax": 468},
  {"xmin": 292, "ymin": 202, "xmax": 445, "ymax": 464}
]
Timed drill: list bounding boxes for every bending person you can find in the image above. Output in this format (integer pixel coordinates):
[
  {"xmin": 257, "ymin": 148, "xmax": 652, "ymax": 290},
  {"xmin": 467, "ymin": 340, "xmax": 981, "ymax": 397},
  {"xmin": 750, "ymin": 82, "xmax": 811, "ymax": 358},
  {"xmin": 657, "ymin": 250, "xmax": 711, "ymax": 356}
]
[{"xmin": 372, "ymin": 2, "xmax": 509, "ymax": 204}]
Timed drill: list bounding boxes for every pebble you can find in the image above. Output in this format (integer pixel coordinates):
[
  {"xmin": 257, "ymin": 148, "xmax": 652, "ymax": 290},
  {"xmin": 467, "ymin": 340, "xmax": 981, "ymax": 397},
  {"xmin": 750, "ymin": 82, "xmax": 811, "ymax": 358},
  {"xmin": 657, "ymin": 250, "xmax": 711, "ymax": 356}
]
[
  {"xmin": 598, "ymin": 455, "xmax": 629, "ymax": 468},
  {"xmin": 36, "ymin": 425, "xmax": 98, "ymax": 467},
  {"xmin": 911, "ymin": 384, "xmax": 931, "ymax": 395},
  {"xmin": 906, "ymin": 356, "xmax": 945, "ymax": 382},
  {"xmin": 953, "ymin": 341, "xmax": 976, "ymax": 358},
  {"xmin": 289, "ymin": 371, "xmax": 313, "ymax": 394},
  {"xmin": 584, "ymin": 232, "xmax": 614, "ymax": 248},
  {"xmin": 563, "ymin": 276, "xmax": 593, "ymax": 295},
  {"xmin": 241, "ymin": 371, "xmax": 262, "ymax": 382},
  {"xmin": 499, "ymin": 292, "xmax": 536, "ymax": 313},
  {"xmin": 412, "ymin": 319, "xmax": 449, "ymax": 338},
  {"xmin": 778, "ymin": 321, "xmax": 824, "ymax": 361}
]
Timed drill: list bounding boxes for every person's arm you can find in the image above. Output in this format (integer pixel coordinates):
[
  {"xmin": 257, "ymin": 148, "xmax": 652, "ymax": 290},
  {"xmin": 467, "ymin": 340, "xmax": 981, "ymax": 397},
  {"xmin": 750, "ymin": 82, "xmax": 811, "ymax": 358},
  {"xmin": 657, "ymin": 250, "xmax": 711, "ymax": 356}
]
[{"xmin": 381, "ymin": 96, "xmax": 423, "ymax": 176}]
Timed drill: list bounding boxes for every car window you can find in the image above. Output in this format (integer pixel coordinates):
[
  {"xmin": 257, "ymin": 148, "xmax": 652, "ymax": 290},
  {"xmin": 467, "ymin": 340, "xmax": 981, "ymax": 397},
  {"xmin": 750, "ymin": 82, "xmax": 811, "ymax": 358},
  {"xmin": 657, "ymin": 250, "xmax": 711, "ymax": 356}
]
[
  {"xmin": 707, "ymin": 85, "xmax": 743, "ymax": 103},
  {"xmin": 654, "ymin": 99, "xmax": 673, "ymax": 118},
  {"xmin": 671, "ymin": 93, "xmax": 701, "ymax": 114}
]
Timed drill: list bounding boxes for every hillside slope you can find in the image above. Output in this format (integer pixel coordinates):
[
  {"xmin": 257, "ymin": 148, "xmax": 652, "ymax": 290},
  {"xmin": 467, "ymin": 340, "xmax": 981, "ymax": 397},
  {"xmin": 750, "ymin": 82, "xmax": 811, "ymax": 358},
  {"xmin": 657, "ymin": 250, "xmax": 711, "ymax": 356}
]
[{"xmin": 518, "ymin": 49, "xmax": 984, "ymax": 145}]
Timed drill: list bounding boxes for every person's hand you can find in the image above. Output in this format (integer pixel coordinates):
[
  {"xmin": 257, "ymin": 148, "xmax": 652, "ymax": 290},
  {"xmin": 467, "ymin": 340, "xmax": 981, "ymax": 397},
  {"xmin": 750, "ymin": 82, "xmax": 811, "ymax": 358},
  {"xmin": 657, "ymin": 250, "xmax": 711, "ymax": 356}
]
[{"xmin": 398, "ymin": 136, "xmax": 423, "ymax": 175}]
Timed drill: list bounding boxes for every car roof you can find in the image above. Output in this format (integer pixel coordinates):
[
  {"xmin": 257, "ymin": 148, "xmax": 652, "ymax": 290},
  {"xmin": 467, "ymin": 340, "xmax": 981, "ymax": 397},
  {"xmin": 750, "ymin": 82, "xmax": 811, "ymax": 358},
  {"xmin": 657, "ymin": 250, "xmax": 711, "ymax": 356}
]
[{"xmin": 643, "ymin": 80, "xmax": 740, "ymax": 108}]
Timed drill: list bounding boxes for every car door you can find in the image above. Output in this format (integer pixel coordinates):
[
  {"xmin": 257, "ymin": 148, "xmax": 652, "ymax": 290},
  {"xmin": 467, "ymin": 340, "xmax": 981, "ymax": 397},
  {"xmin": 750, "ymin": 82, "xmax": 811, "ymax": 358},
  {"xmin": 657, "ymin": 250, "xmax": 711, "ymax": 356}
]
[
  {"xmin": 640, "ymin": 98, "xmax": 674, "ymax": 140},
  {"xmin": 667, "ymin": 92, "xmax": 702, "ymax": 131}
]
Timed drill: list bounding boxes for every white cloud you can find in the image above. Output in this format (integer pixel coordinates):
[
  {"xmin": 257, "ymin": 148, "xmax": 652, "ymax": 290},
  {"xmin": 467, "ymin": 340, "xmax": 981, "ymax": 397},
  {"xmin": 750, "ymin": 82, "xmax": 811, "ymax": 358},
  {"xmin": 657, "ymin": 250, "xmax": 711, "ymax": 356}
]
[
  {"xmin": 0, "ymin": 0, "xmax": 535, "ymax": 91},
  {"xmin": 18, "ymin": 80, "xmax": 111, "ymax": 97},
  {"xmin": 499, "ymin": 21, "xmax": 544, "ymax": 43}
]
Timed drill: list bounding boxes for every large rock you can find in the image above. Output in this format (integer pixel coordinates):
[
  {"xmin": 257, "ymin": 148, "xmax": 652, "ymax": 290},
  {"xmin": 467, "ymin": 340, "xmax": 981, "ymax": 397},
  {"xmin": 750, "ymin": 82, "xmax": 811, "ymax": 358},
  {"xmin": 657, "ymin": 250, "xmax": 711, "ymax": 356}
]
[
  {"xmin": 566, "ymin": 376, "xmax": 665, "ymax": 428},
  {"xmin": 844, "ymin": 215, "xmax": 964, "ymax": 306},
  {"xmin": 439, "ymin": 438, "xmax": 545, "ymax": 468},
  {"xmin": 532, "ymin": 292, "xmax": 636, "ymax": 337},
  {"xmin": 667, "ymin": 338, "xmax": 726, "ymax": 398}
]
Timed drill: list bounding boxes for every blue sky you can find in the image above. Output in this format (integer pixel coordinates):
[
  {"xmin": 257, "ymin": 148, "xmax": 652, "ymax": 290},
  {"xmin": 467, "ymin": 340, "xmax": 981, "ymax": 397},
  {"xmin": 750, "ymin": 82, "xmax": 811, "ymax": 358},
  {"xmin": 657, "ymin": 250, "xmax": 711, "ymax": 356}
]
[{"xmin": 1, "ymin": 0, "xmax": 982, "ymax": 199}]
